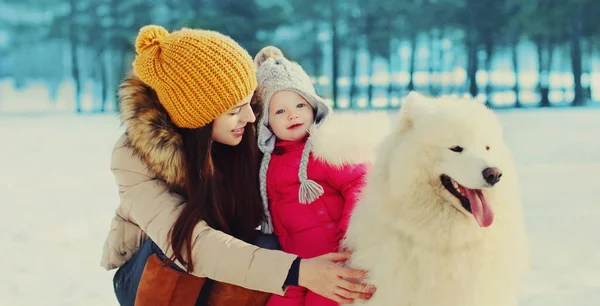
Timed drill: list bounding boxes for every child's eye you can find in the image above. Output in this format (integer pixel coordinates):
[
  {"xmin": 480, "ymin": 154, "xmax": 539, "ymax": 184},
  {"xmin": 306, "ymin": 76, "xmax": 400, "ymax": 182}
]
[
  {"xmin": 229, "ymin": 110, "xmax": 240, "ymax": 116},
  {"xmin": 275, "ymin": 109, "xmax": 284, "ymax": 115},
  {"xmin": 296, "ymin": 103, "xmax": 306, "ymax": 108}
]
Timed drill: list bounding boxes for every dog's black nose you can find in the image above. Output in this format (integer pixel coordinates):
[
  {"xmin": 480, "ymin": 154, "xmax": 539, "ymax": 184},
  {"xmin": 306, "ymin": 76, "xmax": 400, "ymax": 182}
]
[{"xmin": 482, "ymin": 167, "xmax": 502, "ymax": 186}]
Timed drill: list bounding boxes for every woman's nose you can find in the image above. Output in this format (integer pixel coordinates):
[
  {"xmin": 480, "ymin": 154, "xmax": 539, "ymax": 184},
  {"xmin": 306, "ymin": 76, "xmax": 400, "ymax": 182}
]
[{"xmin": 242, "ymin": 104, "xmax": 256, "ymax": 123}]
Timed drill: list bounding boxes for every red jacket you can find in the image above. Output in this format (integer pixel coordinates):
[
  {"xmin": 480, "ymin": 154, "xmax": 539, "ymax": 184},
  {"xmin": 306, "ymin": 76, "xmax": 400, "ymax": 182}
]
[{"xmin": 266, "ymin": 138, "xmax": 370, "ymax": 258}]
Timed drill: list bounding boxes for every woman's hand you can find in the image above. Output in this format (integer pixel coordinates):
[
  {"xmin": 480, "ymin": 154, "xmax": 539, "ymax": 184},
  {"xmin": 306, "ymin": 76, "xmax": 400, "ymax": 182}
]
[{"xmin": 298, "ymin": 252, "xmax": 376, "ymax": 304}]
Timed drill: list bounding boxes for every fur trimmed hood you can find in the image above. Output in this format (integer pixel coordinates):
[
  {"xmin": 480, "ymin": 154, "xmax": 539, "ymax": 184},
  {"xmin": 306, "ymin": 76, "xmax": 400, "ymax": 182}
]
[{"xmin": 117, "ymin": 73, "xmax": 186, "ymax": 193}]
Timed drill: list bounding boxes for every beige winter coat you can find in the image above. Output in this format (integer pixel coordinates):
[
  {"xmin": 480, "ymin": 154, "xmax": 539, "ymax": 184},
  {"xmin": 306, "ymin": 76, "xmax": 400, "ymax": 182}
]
[
  {"xmin": 100, "ymin": 74, "xmax": 296, "ymax": 295},
  {"xmin": 100, "ymin": 74, "xmax": 391, "ymax": 295}
]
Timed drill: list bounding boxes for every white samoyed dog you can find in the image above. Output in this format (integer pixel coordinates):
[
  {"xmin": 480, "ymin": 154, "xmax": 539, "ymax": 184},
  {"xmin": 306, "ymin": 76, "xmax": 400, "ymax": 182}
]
[{"xmin": 343, "ymin": 92, "xmax": 529, "ymax": 306}]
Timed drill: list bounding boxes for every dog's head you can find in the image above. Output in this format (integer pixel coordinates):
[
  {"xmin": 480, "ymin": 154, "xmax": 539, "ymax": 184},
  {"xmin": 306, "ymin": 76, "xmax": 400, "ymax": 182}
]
[{"xmin": 391, "ymin": 92, "xmax": 513, "ymax": 228}]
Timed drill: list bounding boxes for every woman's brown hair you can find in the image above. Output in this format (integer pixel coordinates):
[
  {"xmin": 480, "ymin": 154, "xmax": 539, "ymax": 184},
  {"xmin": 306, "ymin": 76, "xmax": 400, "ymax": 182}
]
[{"xmin": 169, "ymin": 122, "xmax": 264, "ymax": 272}]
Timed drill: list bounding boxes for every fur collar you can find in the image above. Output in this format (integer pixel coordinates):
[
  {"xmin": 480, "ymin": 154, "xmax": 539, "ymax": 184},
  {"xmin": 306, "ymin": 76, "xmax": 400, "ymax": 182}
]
[
  {"xmin": 117, "ymin": 73, "xmax": 186, "ymax": 193},
  {"xmin": 309, "ymin": 111, "xmax": 392, "ymax": 166}
]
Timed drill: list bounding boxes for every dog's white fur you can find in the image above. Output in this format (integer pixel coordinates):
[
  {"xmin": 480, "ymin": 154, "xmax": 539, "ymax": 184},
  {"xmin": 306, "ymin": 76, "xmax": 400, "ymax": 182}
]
[
  {"xmin": 310, "ymin": 111, "xmax": 392, "ymax": 167},
  {"xmin": 343, "ymin": 92, "xmax": 529, "ymax": 306}
]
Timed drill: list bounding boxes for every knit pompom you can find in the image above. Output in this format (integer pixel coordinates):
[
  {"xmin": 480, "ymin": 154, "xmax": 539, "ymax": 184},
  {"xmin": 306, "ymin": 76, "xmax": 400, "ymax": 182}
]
[
  {"xmin": 299, "ymin": 179, "xmax": 324, "ymax": 204},
  {"xmin": 254, "ymin": 46, "xmax": 284, "ymax": 69},
  {"xmin": 135, "ymin": 25, "xmax": 169, "ymax": 55}
]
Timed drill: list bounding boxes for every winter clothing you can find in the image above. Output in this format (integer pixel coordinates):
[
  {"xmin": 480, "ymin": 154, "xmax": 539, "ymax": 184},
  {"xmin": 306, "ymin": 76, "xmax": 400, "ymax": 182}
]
[
  {"xmin": 114, "ymin": 238, "xmax": 207, "ymax": 306},
  {"xmin": 264, "ymin": 138, "xmax": 369, "ymax": 306},
  {"xmin": 132, "ymin": 25, "xmax": 257, "ymax": 128},
  {"xmin": 100, "ymin": 74, "xmax": 298, "ymax": 299},
  {"xmin": 135, "ymin": 254, "xmax": 206, "ymax": 306},
  {"xmin": 113, "ymin": 239, "xmax": 165, "ymax": 306},
  {"xmin": 254, "ymin": 46, "xmax": 332, "ymax": 233},
  {"xmin": 265, "ymin": 139, "xmax": 368, "ymax": 256},
  {"xmin": 254, "ymin": 46, "xmax": 331, "ymax": 155},
  {"xmin": 115, "ymin": 234, "xmax": 279, "ymax": 306},
  {"xmin": 267, "ymin": 287, "xmax": 339, "ymax": 306},
  {"xmin": 252, "ymin": 46, "xmax": 383, "ymax": 306}
]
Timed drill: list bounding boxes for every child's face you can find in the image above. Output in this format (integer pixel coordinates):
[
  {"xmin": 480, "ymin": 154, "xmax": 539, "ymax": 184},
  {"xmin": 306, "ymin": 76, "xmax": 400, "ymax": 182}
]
[{"xmin": 268, "ymin": 90, "xmax": 314, "ymax": 142}]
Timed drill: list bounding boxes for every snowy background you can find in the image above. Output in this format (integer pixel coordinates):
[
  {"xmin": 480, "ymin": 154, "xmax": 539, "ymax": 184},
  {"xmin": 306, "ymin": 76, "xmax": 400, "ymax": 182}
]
[
  {"xmin": 2, "ymin": 0, "xmax": 600, "ymax": 304},
  {"xmin": 1, "ymin": 103, "xmax": 598, "ymax": 305}
]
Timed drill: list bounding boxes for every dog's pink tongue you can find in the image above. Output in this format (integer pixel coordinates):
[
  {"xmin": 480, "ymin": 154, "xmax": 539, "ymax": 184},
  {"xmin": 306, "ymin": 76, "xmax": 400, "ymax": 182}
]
[{"xmin": 465, "ymin": 188, "xmax": 494, "ymax": 227}]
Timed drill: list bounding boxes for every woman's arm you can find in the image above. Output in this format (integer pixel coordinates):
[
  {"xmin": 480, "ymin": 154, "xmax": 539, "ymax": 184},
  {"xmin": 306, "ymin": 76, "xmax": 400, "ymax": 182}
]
[
  {"xmin": 111, "ymin": 139, "xmax": 375, "ymax": 300},
  {"xmin": 111, "ymin": 142, "xmax": 297, "ymax": 295}
]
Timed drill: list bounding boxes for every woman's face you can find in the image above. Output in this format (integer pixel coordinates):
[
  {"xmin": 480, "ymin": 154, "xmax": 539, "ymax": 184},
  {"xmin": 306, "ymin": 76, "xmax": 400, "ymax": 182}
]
[{"xmin": 212, "ymin": 93, "xmax": 256, "ymax": 146}]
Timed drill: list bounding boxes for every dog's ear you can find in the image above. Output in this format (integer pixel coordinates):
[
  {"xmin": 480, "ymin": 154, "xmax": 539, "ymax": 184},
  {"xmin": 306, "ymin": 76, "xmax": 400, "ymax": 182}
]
[
  {"xmin": 401, "ymin": 91, "xmax": 436, "ymax": 115},
  {"xmin": 394, "ymin": 91, "xmax": 434, "ymax": 134}
]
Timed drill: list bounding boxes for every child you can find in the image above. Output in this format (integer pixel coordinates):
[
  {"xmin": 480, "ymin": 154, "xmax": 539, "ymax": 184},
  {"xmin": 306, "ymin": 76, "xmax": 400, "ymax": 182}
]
[{"xmin": 254, "ymin": 46, "xmax": 371, "ymax": 306}]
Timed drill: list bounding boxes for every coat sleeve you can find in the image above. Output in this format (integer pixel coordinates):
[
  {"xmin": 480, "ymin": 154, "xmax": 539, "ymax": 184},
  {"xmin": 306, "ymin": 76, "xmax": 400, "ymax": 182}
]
[
  {"xmin": 111, "ymin": 141, "xmax": 297, "ymax": 295},
  {"xmin": 322, "ymin": 162, "xmax": 370, "ymax": 234}
]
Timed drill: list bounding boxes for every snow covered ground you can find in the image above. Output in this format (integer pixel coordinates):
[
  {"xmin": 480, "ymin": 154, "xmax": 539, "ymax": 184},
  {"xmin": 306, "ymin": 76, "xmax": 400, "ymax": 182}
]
[{"xmin": 0, "ymin": 108, "xmax": 598, "ymax": 305}]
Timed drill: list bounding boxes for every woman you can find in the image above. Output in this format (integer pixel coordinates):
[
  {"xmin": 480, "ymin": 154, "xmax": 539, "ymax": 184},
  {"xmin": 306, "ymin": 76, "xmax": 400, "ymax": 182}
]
[{"xmin": 100, "ymin": 25, "xmax": 375, "ymax": 305}]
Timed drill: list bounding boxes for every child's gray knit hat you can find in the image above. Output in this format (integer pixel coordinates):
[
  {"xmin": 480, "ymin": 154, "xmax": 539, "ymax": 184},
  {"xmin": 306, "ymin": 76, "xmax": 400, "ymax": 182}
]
[{"xmin": 254, "ymin": 46, "xmax": 331, "ymax": 233}]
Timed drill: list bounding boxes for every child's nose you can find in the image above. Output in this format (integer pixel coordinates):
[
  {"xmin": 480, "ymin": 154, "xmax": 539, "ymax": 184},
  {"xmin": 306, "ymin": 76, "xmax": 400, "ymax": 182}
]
[{"xmin": 288, "ymin": 112, "xmax": 299, "ymax": 120}]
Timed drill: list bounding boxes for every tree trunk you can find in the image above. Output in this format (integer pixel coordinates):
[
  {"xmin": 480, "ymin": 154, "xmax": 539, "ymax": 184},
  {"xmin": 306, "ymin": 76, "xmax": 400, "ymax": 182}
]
[
  {"xmin": 466, "ymin": 32, "xmax": 478, "ymax": 98},
  {"xmin": 69, "ymin": 0, "xmax": 82, "ymax": 113},
  {"xmin": 584, "ymin": 39, "xmax": 592, "ymax": 101},
  {"xmin": 330, "ymin": 0, "xmax": 340, "ymax": 108},
  {"xmin": 364, "ymin": 15, "xmax": 374, "ymax": 108},
  {"xmin": 387, "ymin": 29, "xmax": 395, "ymax": 106},
  {"xmin": 99, "ymin": 51, "xmax": 108, "ymax": 112},
  {"xmin": 387, "ymin": 50, "xmax": 394, "ymax": 106},
  {"xmin": 367, "ymin": 54, "xmax": 374, "ymax": 108},
  {"xmin": 544, "ymin": 40, "xmax": 555, "ymax": 106},
  {"xmin": 407, "ymin": 33, "xmax": 417, "ymax": 92},
  {"xmin": 428, "ymin": 30, "xmax": 435, "ymax": 94},
  {"xmin": 439, "ymin": 27, "xmax": 447, "ymax": 94},
  {"xmin": 536, "ymin": 38, "xmax": 551, "ymax": 107},
  {"xmin": 308, "ymin": 23, "xmax": 322, "ymax": 94},
  {"xmin": 570, "ymin": 9, "xmax": 584, "ymax": 106},
  {"xmin": 484, "ymin": 39, "xmax": 494, "ymax": 106},
  {"xmin": 511, "ymin": 36, "xmax": 521, "ymax": 108},
  {"xmin": 311, "ymin": 43, "xmax": 322, "ymax": 84},
  {"xmin": 466, "ymin": 0, "xmax": 479, "ymax": 98},
  {"xmin": 349, "ymin": 42, "xmax": 359, "ymax": 109},
  {"xmin": 114, "ymin": 49, "xmax": 129, "ymax": 112}
]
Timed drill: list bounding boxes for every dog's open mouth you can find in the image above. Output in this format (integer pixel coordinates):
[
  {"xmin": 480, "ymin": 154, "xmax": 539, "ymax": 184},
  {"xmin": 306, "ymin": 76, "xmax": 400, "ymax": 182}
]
[{"xmin": 440, "ymin": 174, "xmax": 494, "ymax": 228}]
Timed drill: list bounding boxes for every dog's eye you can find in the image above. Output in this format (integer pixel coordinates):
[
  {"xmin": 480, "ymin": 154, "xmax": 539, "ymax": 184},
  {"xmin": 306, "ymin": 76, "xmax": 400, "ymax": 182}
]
[
  {"xmin": 485, "ymin": 146, "xmax": 490, "ymax": 151},
  {"xmin": 449, "ymin": 146, "xmax": 463, "ymax": 153}
]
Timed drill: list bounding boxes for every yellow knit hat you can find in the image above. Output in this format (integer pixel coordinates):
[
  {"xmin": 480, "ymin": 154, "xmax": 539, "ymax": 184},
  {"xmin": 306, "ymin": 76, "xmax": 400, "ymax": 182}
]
[{"xmin": 132, "ymin": 25, "xmax": 257, "ymax": 128}]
